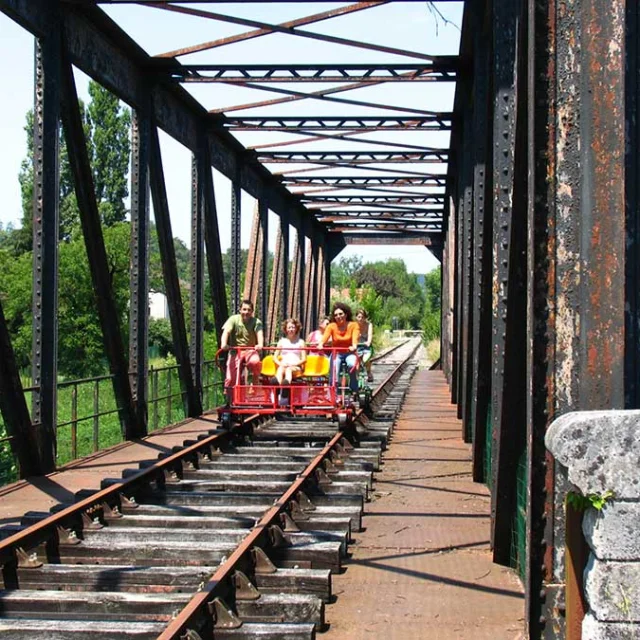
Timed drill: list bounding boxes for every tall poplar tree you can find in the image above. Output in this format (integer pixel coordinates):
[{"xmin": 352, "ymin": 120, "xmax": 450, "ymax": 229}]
[{"xmin": 16, "ymin": 80, "xmax": 131, "ymax": 252}]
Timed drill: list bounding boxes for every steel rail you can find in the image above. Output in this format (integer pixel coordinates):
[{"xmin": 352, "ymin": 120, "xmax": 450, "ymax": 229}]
[
  {"xmin": 0, "ymin": 424, "xmax": 244, "ymax": 566},
  {"xmin": 160, "ymin": 341, "xmax": 420, "ymax": 639}
]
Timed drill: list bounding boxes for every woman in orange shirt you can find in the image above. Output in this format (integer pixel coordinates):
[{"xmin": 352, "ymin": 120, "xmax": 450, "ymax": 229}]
[{"xmin": 319, "ymin": 302, "xmax": 360, "ymax": 391}]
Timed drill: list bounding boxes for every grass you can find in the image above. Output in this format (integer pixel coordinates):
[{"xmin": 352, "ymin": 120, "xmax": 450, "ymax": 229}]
[
  {"xmin": 0, "ymin": 360, "xmax": 224, "ymax": 485},
  {"xmin": 425, "ymin": 338, "xmax": 441, "ymax": 367}
]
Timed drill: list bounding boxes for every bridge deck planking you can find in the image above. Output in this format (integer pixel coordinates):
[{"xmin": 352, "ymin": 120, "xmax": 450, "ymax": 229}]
[{"xmin": 323, "ymin": 369, "xmax": 525, "ymax": 639}]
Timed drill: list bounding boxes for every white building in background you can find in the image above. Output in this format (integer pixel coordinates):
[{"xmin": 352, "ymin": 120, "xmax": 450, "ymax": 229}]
[{"xmin": 149, "ymin": 291, "xmax": 169, "ymax": 320}]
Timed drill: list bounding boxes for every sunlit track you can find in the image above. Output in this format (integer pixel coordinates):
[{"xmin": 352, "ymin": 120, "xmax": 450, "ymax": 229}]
[{"xmin": 0, "ymin": 339, "xmax": 422, "ymax": 640}]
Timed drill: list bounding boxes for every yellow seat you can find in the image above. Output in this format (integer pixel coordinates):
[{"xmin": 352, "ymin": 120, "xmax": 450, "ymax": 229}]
[
  {"xmin": 303, "ymin": 354, "xmax": 330, "ymax": 377},
  {"xmin": 261, "ymin": 355, "xmax": 277, "ymax": 377}
]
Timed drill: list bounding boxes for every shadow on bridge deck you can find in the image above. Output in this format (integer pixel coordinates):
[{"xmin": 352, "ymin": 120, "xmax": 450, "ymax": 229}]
[
  {"xmin": 0, "ymin": 416, "xmax": 220, "ymax": 528},
  {"xmin": 324, "ymin": 370, "xmax": 525, "ymax": 639}
]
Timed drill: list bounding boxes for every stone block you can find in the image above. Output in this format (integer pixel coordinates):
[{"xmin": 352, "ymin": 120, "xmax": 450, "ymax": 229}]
[
  {"xmin": 545, "ymin": 410, "xmax": 640, "ymax": 498},
  {"xmin": 582, "ymin": 612, "xmax": 638, "ymax": 639},
  {"xmin": 583, "ymin": 502, "xmax": 640, "ymax": 560},
  {"xmin": 584, "ymin": 556, "xmax": 640, "ymax": 621}
]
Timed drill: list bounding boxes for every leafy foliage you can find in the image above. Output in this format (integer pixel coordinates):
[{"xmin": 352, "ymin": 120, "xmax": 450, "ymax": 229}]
[
  {"xmin": 423, "ymin": 266, "xmax": 441, "ymax": 342},
  {"xmin": 87, "ymin": 82, "xmax": 131, "ymax": 226},
  {"xmin": 16, "ymin": 80, "xmax": 130, "ymax": 255},
  {"xmin": 566, "ymin": 489, "xmax": 614, "ymax": 512}
]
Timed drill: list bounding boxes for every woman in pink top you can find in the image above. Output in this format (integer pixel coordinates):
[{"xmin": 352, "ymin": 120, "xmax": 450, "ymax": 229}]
[
  {"xmin": 274, "ymin": 318, "xmax": 307, "ymax": 385},
  {"xmin": 306, "ymin": 316, "xmax": 330, "ymax": 355}
]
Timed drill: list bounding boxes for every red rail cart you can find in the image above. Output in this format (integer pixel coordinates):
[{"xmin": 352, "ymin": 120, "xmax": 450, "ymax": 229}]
[{"xmin": 215, "ymin": 346, "xmax": 361, "ymax": 430}]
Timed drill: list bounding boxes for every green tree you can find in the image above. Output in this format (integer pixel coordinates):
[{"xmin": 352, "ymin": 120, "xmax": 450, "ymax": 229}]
[
  {"xmin": 331, "ymin": 255, "xmax": 363, "ymax": 290},
  {"xmin": 422, "ymin": 266, "xmax": 441, "ymax": 341},
  {"xmin": 87, "ymin": 81, "xmax": 131, "ymax": 226},
  {"xmin": 353, "ymin": 259, "xmax": 425, "ymax": 329},
  {"xmin": 16, "ymin": 80, "xmax": 130, "ymax": 253},
  {"xmin": 57, "ymin": 222, "xmax": 131, "ymax": 378}
]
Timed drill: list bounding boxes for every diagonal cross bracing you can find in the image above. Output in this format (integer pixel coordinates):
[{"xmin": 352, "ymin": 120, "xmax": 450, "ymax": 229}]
[
  {"xmin": 177, "ymin": 62, "xmax": 457, "ymax": 83},
  {"xmin": 221, "ymin": 115, "xmax": 453, "ymax": 131}
]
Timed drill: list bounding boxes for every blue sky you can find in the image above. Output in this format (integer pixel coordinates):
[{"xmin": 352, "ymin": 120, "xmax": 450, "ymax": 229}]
[{"xmin": 0, "ymin": 2, "xmax": 462, "ymax": 273}]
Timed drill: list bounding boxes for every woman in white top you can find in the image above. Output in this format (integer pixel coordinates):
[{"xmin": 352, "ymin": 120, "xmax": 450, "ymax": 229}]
[{"xmin": 274, "ymin": 318, "xmax": 307, "ymax": 385}]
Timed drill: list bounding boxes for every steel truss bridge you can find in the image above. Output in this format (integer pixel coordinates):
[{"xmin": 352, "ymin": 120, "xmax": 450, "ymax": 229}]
[{"xmin": 0, "ymin": 1, "xmax": 638, "ymax": 638}]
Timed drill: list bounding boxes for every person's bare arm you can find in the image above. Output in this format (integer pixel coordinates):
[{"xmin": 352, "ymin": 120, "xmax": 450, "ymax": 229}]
[{"xmin": 220, "ymin": 326, "xmax": 231, "ymax": 350}]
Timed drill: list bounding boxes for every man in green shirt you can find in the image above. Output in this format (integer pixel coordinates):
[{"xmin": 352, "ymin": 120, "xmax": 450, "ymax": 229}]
[{"xmin": 220, "ymin": 299, "xmax": 264, "ymax": 388}]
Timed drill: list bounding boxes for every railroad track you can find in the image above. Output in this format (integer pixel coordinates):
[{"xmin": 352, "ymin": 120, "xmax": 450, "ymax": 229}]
[{"xmin": 0, "ymin": 339, "xmax": 422, "ymax": 639}]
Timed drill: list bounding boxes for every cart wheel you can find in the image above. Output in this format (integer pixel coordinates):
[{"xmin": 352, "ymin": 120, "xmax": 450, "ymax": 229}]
[
  {"xmin": 337, "ymin": 412, "xmax": 350, "ymax": 430},
  {"xmin": 221, "ymin": 412, "xmax": 232, "ymax": 430}
]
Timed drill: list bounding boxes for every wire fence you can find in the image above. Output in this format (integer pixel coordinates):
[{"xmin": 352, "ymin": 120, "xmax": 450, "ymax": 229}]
[{"xmin": 0, "ymin": 360, "xmax": 223, "ymax": 486}]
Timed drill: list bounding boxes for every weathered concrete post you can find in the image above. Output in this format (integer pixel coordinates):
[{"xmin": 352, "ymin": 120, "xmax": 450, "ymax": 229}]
[{"xmin": 546, "ymin": 411, "xmax": 640, "ymax": 639}]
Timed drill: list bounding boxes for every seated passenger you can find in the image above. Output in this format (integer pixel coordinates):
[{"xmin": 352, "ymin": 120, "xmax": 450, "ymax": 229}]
[
  {"xmin": 274, "ymin": 318, "xmax": 307, "ymax": 385},
  {"xmin": 220, "ymin": 300, "xmax": 264, "ymax": 390},
  {"xmin": 356, "ymin": 308, "xmax": 374, "ymax": 383},
  {"xmin": 307, "ymin": 316, "xmax": 330, "ymax": 355},
  {"xmin": 318, "ymin": 302, "xmax": 360, "ymax": 392}
]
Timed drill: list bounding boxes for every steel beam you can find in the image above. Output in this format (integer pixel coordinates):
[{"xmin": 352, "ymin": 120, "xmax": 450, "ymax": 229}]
[
  {"xmin": 258, "ymin": 199, "xmax": 269, "ymax": 327},
  {"xmin": 489, "ymin": 0, "xmax": 529, "ymax": 566},
  {"xmin": 320, "ymin": 241, "xmax": 330, "ymax": 313},
  {"xmin": 303, "ymin": 195, "xmax": 444, "ymax": 204},
  {"xmin": 256, "ymin": 150, "xmax": 449, "ymax": 164},
  {"xmin": 201, "ymin": 144, "xmax": 228, "ymax": 343},
  {"xmin": 304, "ymin": 239, "xmax": 317, "ymax": 334},
  {"xmin": 230, "ymin": 178, "xmax": 242, "ymax": 313},
  {"xmin": 626, "ymin": 0, "xmax": 640, "ymax": 408},
  {"xmin": 288, "ymin": 233, "xmax": 301, "ymax": 320},
  {"xmin": 222, "ymin": 116, "xmax": 453, "ymax": 131},
  {"xmin": 60, "ymin": 53, "xmax": 141, "ymax": 440},
  {"xmin": 526, "ymin": 1, "xmax": 548, "ymax": 636},
  {"xmin": 31, "ymin": 28, "xmax": 60, "ymax": 473},
  {"xmin": 0, "ymin": 0, "xmax": 328, "ymax": 241},
  {"xmin": 190, "ymin": 150, "xmax": 205, "ymax": 408},
  {"xmin": 341, "ymin": 233, "xmax": 442, "ymax": 246},
  {"xmin": 460, "ymin": 101, "xmax": 474, "ymax": 441},
  {"xmin": 280, "ymin": 214, "xmax": 290, "ymax": 324},
  {"xmin": 531, "ymin": 0, "xmax": 626, "ymax": 636},
  {"xmin": 0, "ymin": 300, "xmax": 40, "ymax": 477},
  {"xmin": 129, "ymin": 107, "xmax": 151, "ymax": 433},
  {"xmin": 469, "ymin": 2, "xmax": 493, "ymax": 484},
  {"xmin": 176, "ymin": 63, "xmax": 457, "ymax": 83},
  {"xmin": 267, "ymin": 226, "xmax": 283, "ymax": 344},
  {"xmin": 281, "ymin": 175, "xmax": 448, "ymax": 187},
  {"xmin": 148, "ymin": 125, "xmax": 201, "ymax": 419},
  {"xmin": 242, "ymin": 203, "xmax": 262, "ymax": 308}
]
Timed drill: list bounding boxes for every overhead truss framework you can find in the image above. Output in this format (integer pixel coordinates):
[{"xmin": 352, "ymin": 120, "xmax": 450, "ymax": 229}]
[
  {"xmin": 92, "ymin": 0, "xmax": 456, "ymax": 240},
  {"xmin": 0, "ymin": 0, "xmax": 455, "ymax": 478}
]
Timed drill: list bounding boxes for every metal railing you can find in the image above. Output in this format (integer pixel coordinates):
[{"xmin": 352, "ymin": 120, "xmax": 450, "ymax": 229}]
[{"xmin": 0, "ymin": 359, "xmax": 224, "ymax": 485}]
